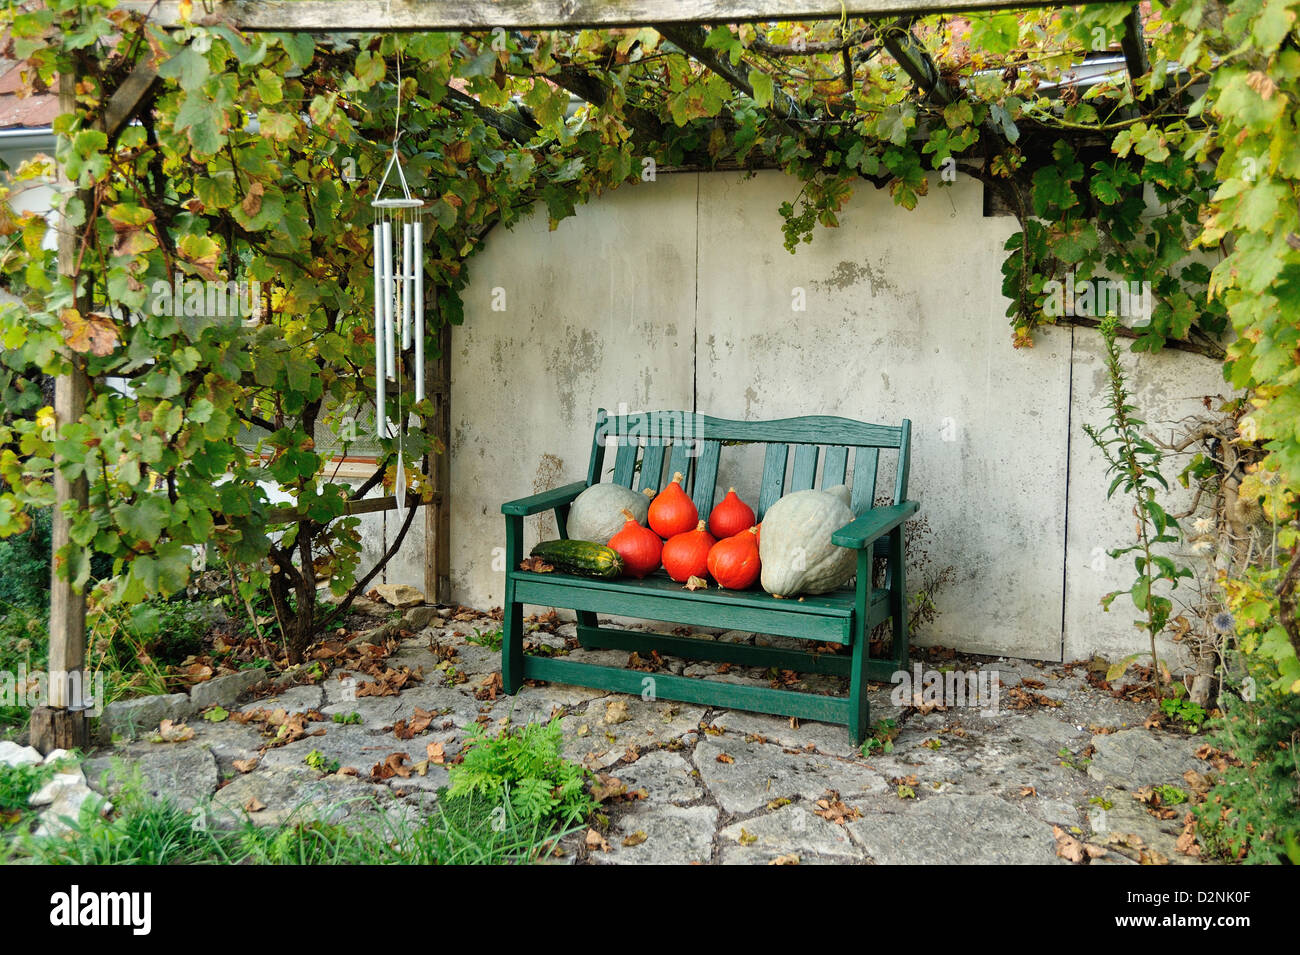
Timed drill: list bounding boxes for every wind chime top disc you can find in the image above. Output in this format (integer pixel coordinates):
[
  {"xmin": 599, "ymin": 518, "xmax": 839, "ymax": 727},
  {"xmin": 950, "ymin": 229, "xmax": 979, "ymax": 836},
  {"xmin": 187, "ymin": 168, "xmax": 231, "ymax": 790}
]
[{"xmin": 371, "ymin": 197, "xmax": 425, "ymax": 208}]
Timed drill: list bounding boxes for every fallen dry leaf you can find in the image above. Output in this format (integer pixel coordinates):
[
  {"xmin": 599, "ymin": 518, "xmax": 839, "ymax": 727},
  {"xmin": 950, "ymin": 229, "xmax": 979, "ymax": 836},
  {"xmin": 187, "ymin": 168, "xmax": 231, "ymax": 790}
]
[
  {"xmin": 715, "ymin": 753, "xmax": 735, "ymax": 764},
  {"xmin": 585, "ymin": 828, "xmax": 610, "ymax": 852},
  {"xmin": 1176, "ymin": 812, "xmax": 1202, "ymax": 857},
  {"xmin": 683, "ymin": 575, "xmax": 708, "ymax": 591},
  {"xmin": 605, "ymin": 699, "xmax": 630, "ymax": 725},
  {"xmin": 243, "ymin": 797, "xmax": 266, "ymax": 813},
  {"xmin": 393, "ymin": 707, "xmax": 436, "ymax": 740},
  {"xmin": 769, "ymin": 853, "xmax": 800, "ymax": 865},
  {"xmin": 426, "ymin": 741, "xmax": 446, "ymax": 765},
  {"xmin": 589, "ymin": 774, "xmax": 627, "ymax": 802},
  {"xmin": 155, "ymin": 719, "xmax": 195, "ymax": 743},
  {"xmin": 474, "ymin": 672, "xmax": 504, "ymax": 701},
  {"xmin": 232, "ymin": 758, "xmax": 259, "ymax": 774},
  {"xmin": 370, "ymin": 752, "xmax": 412, "ymax": 780},
  {"xmin": 1052, "ymin": 825, "xmax": 1106, "ymax": 863},
  {"xmin": 621, "ymin": 830, "xmax": 648, "ymax": 847},
  {"xmin": 814, "ymin": 790, "xmax": 862, "ymax": 825}
]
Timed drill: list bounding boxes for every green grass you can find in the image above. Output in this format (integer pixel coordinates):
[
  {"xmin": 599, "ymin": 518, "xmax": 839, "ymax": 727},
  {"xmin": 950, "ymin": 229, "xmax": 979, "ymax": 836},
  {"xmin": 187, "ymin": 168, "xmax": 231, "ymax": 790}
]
[
  {"xmin": 3, "ymin": 764, "xmax": 580, "ymax": 865},
  {"xmin": 0, "ymin": 761, "xmax": 55, "ymax": 820},
  {"xmin": 466, "ymin": 627, "xmax": 504, "ymax": 650}
]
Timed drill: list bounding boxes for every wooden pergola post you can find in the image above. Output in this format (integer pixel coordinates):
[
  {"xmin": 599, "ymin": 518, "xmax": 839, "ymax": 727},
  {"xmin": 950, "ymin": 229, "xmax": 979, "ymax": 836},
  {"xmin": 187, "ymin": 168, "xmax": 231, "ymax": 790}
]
[
  {"xmin": 31, "ymin": 70, "xmax": 90, "ymax": 753},
  {"xmin": 424, "ymin": 321, "xmax": 452, "ymax": 605}
]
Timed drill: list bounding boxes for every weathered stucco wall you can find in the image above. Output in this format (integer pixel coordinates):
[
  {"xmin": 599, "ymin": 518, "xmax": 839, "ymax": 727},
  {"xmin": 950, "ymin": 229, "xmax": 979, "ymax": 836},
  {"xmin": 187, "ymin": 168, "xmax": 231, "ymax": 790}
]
[{"xmin": 398, "ymin": 168, "xmax": 1230, "ymax": 664}]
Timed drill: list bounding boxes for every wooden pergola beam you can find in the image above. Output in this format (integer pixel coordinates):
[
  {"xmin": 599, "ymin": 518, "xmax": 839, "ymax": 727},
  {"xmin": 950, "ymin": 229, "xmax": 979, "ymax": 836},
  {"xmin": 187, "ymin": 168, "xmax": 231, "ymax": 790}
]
[
  {"xmin": 119, "ymin": 1, "xmax": 1085, "ymax": 32},
  {"xmin": 1119, "ymin": 5, "xmax": 1151, "ymax": 94},
  {"xmin": 265, "ymin": 492, "xmax": 443, "ymax": 525},
  {"xmin": 656, "ymin": 22, "xmax": 807, "ymax": 136},
  {"xmin": 102, "ymin": 60, "xmax": 160, "ymax": 140},
  {"xmin": 446, "ymin": 87, "xmax": 539, "ymax": 143},
  {"xmin": 552, "ymin": 63, "xmax": 666, "ymax": 143},
  {"xmin": 879, "ymin": 19, "xmax": 958, "ymax": 106}
]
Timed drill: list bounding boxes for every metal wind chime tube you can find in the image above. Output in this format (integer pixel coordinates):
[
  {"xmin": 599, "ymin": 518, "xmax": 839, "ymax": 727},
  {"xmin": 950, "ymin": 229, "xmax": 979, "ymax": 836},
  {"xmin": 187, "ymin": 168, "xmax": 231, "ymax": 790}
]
[
  {"xmin": 414, "ymin": 218, "xmax": 424, "ymax": 401},
  {"xmin": 371, "ymin": 55, "xmax": 425, "ymax": 519},
  {"xmin": 372, "ymin": 220, "xmax": 385, "ymax": 435}
]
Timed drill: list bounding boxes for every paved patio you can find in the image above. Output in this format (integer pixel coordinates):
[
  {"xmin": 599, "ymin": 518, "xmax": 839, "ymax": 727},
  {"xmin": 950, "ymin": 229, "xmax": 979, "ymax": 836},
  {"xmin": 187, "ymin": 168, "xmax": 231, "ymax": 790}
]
[{"xmin": 75, "ymin": 604, "xmax": 1218, "ymax": 865}]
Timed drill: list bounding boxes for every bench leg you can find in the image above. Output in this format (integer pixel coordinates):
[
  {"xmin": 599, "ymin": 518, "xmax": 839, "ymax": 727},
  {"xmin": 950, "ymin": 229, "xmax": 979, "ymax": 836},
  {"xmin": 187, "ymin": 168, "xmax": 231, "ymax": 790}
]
[
  {"xmin": 890, "ymin": 526, "xmax": 909, "ymax": 670},
  {"xmin": 502, "ymin": 516, "xmax": 525, "ymax": 694},
  {"xmin": 575, "ymin": 610, "xmax": 601, "ymax": 648},
  {"xmin": 848, "ymin": 627, "xmax": 871, "ymax": 745},
  {"xmin": 849, "ymin": 548, "xmax": 872, "ymax": 745}
]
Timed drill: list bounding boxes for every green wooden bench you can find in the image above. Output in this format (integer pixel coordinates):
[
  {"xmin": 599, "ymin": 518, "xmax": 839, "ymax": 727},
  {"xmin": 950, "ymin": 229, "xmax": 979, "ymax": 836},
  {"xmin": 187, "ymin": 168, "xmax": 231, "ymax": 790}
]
[{"xmin": 500, "ymin": 409, "xmax": 919, "ymax": 743}]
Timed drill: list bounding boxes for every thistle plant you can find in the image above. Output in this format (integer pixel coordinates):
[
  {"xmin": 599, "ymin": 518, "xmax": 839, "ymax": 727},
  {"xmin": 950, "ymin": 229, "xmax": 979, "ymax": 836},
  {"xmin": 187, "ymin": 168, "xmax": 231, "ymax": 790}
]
[{"xmin": 1083, "ymin": 315, "xmax": 1193, "ymax": 695}]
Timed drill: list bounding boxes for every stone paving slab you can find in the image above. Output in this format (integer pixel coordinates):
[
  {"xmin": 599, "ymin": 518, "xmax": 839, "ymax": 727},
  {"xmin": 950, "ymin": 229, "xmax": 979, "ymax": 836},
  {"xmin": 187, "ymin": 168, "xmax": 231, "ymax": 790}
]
[
  {"xmin": 611, "ymin": 749, "xmax": 703, "ymax": 806},
  {"xmin": 1086, "ymin": 785, "xmax": 1201, "ymax": 865},
  {"xmin": 1086, "ymin": 728, "xmax": 1206, "ymax": 790},
  {"xmin": 694, "ymin": 737, "xmax": 886, "ymax": 814},
  {"xmin": 596, "ymin": 804, "xmax": 719, "ymax": 865},
  {"xmin": 846, "ymin": 793, "xmax": 1064, "ymax": 865},
  {"xmin": 85, "ymin": 743, "xmax": 217, "ymax": 811},
  {"xmin": 209, "ymin": 767, "xmax": 401, "ymax": 829},
  {"xmin": 255, "ymin": 724, "xmax": 438, "ymax": 776},
  {"xmin": 719, "ymin": 806, "xmax": 865, "ymax": 864}
]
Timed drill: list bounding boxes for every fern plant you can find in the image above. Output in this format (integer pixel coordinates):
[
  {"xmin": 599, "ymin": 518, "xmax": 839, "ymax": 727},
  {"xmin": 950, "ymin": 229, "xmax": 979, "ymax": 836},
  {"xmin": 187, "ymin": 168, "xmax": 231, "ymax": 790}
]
[{"xmin": 447, "ymin": 718, "xmax": 593, "ymax": 829}]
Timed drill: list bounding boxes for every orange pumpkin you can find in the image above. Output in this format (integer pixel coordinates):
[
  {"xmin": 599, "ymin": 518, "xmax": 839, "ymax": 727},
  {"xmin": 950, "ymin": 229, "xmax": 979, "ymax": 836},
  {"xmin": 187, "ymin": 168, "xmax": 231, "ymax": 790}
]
[
  {"xmin": 661, "ymin": 520, "xmax": 714, "ymax": 582},
  {"xmin": 648, "ymin": 471, "xmax": 698, "ymax": 538},
  {"xmin": 707, "ymin": 526, "xmax": 761, "ymax": 590},
  {"xmin": 608, "ymin": 509, "xmax": 662, "ymax": 579},
  {"xmin": 709, "ymin": 487, "xmax": 756, "ymax": 539}
]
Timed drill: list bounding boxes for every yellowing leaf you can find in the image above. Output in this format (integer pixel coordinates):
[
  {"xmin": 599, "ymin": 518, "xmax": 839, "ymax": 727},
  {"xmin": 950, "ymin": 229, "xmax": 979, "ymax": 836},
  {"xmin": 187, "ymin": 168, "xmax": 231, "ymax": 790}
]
[{"xmin": 60, "ymin": 308, "xmax": 120, "ymax": 357}]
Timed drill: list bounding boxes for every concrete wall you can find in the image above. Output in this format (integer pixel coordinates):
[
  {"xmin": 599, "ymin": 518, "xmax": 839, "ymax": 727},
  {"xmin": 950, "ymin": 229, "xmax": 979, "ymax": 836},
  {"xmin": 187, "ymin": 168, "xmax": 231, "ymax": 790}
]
[{"xmin": 419, "ymin": 168, "xmax": 1228, "ymax": 664}]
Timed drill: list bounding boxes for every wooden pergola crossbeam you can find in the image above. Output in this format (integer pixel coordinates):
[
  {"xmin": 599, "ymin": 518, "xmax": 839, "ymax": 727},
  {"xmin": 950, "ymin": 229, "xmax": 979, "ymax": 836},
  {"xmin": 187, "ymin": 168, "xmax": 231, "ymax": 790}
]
[
  {"xmin": 553, "ymin": 63, "xmax": 667, "ymax": 144},
  {"xmin": 102, "ymin": 60, "xmax": 160, "ymax": 139},
  {"xmin": 1119, "ymin": 5, "xmax": 1151, "ymax": 95},
  {"xmin": 119, "ymin": 0, "xmax": 1078, "ymax": 32},
  {"xmin": 446, "ymin": 87, "xmax": 539, "ymax": 143},
  {"xmin": 879, "ymin": 19, "xmax": 958, "ymax": 106},
  {"xmin": 656, "ymin": 22, "xmax": 807, "ymax": 137}
]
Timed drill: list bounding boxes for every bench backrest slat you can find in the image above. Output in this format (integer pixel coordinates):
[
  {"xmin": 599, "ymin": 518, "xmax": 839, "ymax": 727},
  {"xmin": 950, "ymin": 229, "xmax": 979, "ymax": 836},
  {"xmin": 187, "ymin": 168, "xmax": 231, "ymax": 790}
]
[
  {"xmin": 586, "ymin": 410, "xmax": 910, "ymax": 526},
  {"xmin": 666, "ymin": 441, "xmax": 696, "ymax": 492},
  {"xmin": 639, "ymin": 442, "xmax": 666, "ymax": 493},
  {"xmin": 612, "ymin": 439, "xmax": 638, "ymax": 487},
  {"xmin": 790, "ymin": 444, "xmax": 820, "ymax": 492},
  {"xmin": 690, "ymin": 440, "xmax": 722, "ymax": 516},
  {"xmin": 757, "ymin": 443, "xmax": 789, "ymax": 519},
  {"xmin": 850, "ymin": 447, "xmax": 879, "ymax": 515},
  {"xmin": 822, "ymin": 445, "xmax": 849, "ymax": 487}
]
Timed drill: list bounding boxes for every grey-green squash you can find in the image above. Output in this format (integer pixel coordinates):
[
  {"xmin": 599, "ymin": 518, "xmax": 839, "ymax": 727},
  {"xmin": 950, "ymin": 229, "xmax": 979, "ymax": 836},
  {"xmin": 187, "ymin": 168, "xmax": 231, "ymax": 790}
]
[
  {"xmin": 565, "ymin": 483, "xmax": 655, "ymax": 544},
  {"xmin": 758, "ymin": 484, "xmax": 856, "ymax": 597}
]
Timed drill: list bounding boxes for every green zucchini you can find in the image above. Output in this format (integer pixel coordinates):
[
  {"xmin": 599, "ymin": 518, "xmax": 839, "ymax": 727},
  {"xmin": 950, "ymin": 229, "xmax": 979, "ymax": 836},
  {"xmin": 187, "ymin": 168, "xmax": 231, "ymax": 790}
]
[{"xmin": 529, "ymin": 539, "xmax": 623, "ymax": 578}]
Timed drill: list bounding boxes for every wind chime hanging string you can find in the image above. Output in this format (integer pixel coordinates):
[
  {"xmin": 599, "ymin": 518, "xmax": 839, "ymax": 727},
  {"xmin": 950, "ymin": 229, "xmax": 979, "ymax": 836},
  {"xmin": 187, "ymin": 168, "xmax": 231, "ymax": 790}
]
[{"xmin": 371, "ymin": 52, "xmax": 425, "ymax": 519}]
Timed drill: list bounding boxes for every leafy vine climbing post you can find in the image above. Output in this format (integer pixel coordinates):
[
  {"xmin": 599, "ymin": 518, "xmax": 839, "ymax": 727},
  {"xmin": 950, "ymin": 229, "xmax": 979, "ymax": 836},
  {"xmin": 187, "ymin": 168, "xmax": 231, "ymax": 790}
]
[{"xmin": 1083, "ymin": 316, "xmax": 1194, "ymax": 696}]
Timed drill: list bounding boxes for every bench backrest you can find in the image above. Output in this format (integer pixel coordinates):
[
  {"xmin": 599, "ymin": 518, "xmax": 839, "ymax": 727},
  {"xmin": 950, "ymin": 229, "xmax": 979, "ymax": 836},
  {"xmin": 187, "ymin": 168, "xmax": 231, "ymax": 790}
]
[{"xmin": 585, "ymin": 409, "xmax": 912, "ymax": 522}]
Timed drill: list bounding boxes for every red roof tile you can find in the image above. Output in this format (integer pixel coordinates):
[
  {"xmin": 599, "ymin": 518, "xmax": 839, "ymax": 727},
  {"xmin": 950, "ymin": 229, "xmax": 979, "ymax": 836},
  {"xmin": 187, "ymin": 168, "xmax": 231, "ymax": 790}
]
[{"xmin": 0, "ymin": 62, "xmax": 56, "ymax": 130}]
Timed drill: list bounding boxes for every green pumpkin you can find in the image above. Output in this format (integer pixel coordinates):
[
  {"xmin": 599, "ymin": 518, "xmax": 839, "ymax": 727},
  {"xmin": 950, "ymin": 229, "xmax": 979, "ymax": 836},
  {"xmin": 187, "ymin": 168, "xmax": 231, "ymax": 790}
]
[
  {"xmin": 759, "ymin": 485, "xmax": 856, "ymax": 596},
  {"xmin": 565, "ymin": 483, "xmax": 654, "ymax": 544}
]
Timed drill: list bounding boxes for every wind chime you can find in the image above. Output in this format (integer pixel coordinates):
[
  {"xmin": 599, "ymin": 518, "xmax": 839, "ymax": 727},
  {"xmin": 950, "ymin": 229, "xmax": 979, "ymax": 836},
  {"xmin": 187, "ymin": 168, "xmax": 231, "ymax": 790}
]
[{"xmin": 371, "ymin": 56, "xmax": 424, "ymax": 519}]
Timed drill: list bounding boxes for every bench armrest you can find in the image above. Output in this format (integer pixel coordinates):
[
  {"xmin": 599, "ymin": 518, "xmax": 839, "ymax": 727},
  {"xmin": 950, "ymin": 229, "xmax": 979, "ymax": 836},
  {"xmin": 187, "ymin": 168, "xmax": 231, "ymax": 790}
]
[
  {"xmin": 830, "ymin": 501, "xmax": 920, "ymax": 549},
  {"xmin": 502, "ymin": 481, "xmax": 589, "ymax": 517}
]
